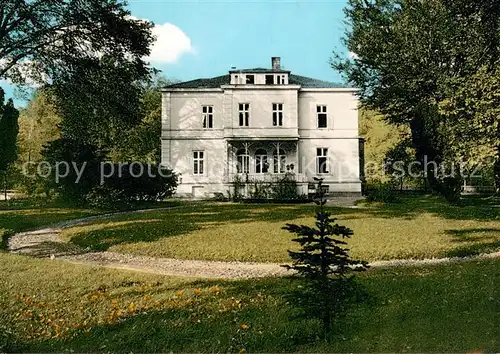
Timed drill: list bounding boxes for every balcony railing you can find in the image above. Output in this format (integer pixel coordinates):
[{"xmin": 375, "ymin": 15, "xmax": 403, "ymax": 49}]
[{"xmin": 229, "ymin": 172, "xmax": 308, "ymax": 183}]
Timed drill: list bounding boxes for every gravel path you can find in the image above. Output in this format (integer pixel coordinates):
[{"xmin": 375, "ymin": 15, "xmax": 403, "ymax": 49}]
[{"xmin": 7, "ymin": 210, "xmax": 500, "ymax": 279}]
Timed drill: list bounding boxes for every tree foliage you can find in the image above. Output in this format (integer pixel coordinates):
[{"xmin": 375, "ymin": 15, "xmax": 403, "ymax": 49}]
[
  {"xmin": 0, "ymin": 88, "xmax": 19, "ymax": 173},
  {"xmin": 359, "ymin": 108, "xmax": 409, "ymax": 184},
  {"xmin": 0, "ymin": 0, "xmax": 154, "ymax": 85},
  {"xmin": 0, "ymin": 87, "xmax": 20, "ymax": 196},
  {"xmin": 51, "ymin": 55, "xmax": 151, "ymax": 149},
  {"xmin": 283, "ymin": 178, "xmax": 368, "ymax": 336},
  {"xmin": 109, "ymin": 75, "xmax": 174, "ymax": 163},
  {"xmin": 439, "ymin": 65, "xmax": 500, "ymax": 192},
  {"xmin": 42, "ymin": 138, "xmax": 177, "ymax": 207},
  {"xmin": 17, "ymin": 89, "xmax": 61, "ymax": 164},
  {"xmin": 334, "ymin": 0, "xmax": 500, "ymax": 200}
]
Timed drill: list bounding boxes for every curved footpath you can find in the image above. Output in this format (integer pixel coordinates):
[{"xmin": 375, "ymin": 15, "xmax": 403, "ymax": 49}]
[{"xmin": 7, "ymin": 209, "xmax": 500, "ymax": 279}]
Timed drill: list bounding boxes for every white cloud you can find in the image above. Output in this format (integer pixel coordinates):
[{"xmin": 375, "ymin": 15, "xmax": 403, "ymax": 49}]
[{"xmin": 148, "ymin": 22, "xmax": 194, "ymax": 64}]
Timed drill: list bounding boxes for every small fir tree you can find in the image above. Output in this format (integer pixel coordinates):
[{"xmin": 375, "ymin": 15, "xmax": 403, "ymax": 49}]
[{"xmin": 283, "ymin": 178, "xmax": 369, "ymax": 336}]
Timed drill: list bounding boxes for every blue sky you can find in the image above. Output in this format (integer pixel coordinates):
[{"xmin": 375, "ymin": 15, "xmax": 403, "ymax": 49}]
[{"xmin": 3, "ymin": 0, "xmax": 350, "ymax": 106}]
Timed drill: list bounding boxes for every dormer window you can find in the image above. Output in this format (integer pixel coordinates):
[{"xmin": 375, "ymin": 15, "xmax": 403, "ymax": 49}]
[
  {"xmin": 276, "ymin": 75, "xmax": 287, "ymax": 85},
  {"xmin": 246, "ymin": 75, "xmax": 255, "ymax": 84},
  {"xmin": 265, "ymin": 75, "xmax": 274, "ymax": 85}
]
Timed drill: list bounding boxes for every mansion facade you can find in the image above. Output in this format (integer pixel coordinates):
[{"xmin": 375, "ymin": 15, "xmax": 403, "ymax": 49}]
[{"xmin": 161, "ymin": 57, "xmax": 363, "ymax": 198}]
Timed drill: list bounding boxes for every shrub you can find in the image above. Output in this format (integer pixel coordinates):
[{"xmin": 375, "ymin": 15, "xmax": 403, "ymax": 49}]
[
  {"xmin": 283, "ymin": 178, "xmax": 369, "ymax": 338},
  {"xmin": 42, "ymin": 139, "xmax": 177, "ymax": 208},
  {"xmin": 42, "ymin": 138, "xmax": 105, "ymax": 205},
  {"xmin": 438, "ymin": 176, "xmax": 462, "ymax": 205},
  {"xmin": 231, "ymin": 175, "xmax": 245, "ymax": 202},
  {"xmin": 100, "ymin": 163, "xmax": 178, "ymax": 202},
  {"xmin": 249, "ymin": 181, "xmax": 272, "ymax": 199},
  {"xmin": 271, "ymin": 173, "xmax": 302, "ymax": 201},
  {"xmin": 366, "ymin": 182, "xmax": 399, "ymax": 203},
  {"xmin": 1, "ymin": 229, "xmax": 15, "ymax": 250}
]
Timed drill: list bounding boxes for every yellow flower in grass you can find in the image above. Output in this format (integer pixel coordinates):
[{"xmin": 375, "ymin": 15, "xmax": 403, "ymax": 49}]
[
  {"xmin": 128, "ymin": 302, "xmax": 136, "ymax": 313},
  {"xmin": 240, "ymin": 323, "xmax": 249, "ymax": 330},
  {"xmin": 176, "ymin": 290, "xmax": 184, "ymax": 297},
  {"xmin": 194, "ymin": 288, "xmax": 202, "ymax": 296},
  {"xmin": 210, "ymin": 286, "xmax": 222, "ymax": 295}
]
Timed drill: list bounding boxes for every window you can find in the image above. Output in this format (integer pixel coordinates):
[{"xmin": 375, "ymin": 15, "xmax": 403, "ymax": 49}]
[
  {"xmin": 276, "ymin": 75, "xmax": 286, "ymax": 85},
  {"xmin": 273, "ymin": 148, "xmax": 286, "ymax": 174},
  {"xmin": 316, "ymin": 148, "xmax": 329, "ymax": 174},
  {"xmin": 239, "ymin": 103, "xmax": 250, "ymax": 126},
  {"xmin": 317, "ymin": 105, "xmax": 328, "ymax": 128},
  {"xmin": 255, "ymin": 149, "xmax": 269, "ymax": 174},
  {"xmin": 246, "ymin": 75, "xmax": 255, "ymax": 84},
  {"xmin": 236, "ymin": 149, "xmax": 250, "ymax": 174},
  {"xmin": 265, "ymin": 75, "xmax": 274, "ymax": 85},
  {"xmin": 193, "ymin": 151, "xmax": 205, "ymax": 175},
  {"xmin": 202, "ymin": 106, "xmax": 213, "ymax": 128},
  {"xmin": 272, "ymin": 103, "xmax": 283, "ymax": 126}
]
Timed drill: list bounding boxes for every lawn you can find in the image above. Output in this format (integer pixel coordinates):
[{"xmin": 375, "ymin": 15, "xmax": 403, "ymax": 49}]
[
  {"xmin": 59, "ymin": 195, "xmax": 500, "ymax": 262},
  {"xmin": 0, "ymin": 199, "xmax": 104, "ymax": 249},
  {"xmin": 1, "ymin": 252, "xmax": 499, "ymax": 352},
  {"xmin": 1, "ymin": 196, "xmax": 499, "ymax": 352}
]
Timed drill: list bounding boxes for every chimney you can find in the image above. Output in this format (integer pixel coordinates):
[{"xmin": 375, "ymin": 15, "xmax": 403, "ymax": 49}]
[{"xmin": 272, "ymin": 57, "xmax": 281, "ymax": 71}]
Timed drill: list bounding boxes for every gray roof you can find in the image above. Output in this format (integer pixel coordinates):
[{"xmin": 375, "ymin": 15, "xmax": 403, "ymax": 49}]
[
  {"xmin": 229, "ymin": 67, "xmax": 291, "ymax": 74},
  {"xmin": 165, "ymin": 75, "xmax": 230, "ymax": 89},
  {"xmin": 164, "ymin": 73, "xmax": 351, "ymax": 89},
  {"xmin": 289, "ymin": 74, "xmax": 351, "ymax": 88}
]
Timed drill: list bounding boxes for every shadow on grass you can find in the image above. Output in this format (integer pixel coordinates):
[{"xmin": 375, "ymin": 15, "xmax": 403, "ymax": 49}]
[
  {"xmin": 61, "ymin": 195, "xmax": 500, "ymax": 253},
  {"xmin": 11, "ymin": 241, "xmax": 87, "ymax": 258},
  {"xmin": 442, "ymin": 228, "xmax": 500, "ymax": 258},
  {"xmin": 22, "ymin": 277, "xmax": 372, "ymax": 353},
  {"xmin": 353, "ymin": 194, "xmax": 500, "ymax": 221},
  {"xmin": 65, "ymin": 203, "xmax": 321, "ymax": 252}
]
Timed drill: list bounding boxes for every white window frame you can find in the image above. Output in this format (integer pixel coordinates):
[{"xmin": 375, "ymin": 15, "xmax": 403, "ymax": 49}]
[
  {"xmin": 236, "ymin": 149, "xmax": 250, "ymax": 174},
  {"xmin": 202, "ymin": 105, "xmax": 214, "ymax": 129},
  {"xmin": 273, "ymin": 149, "xmax": 286, "ymax": 174},
  {"xmin": 272, "ymin": 103, "xmax": 284, "ymax": 126},
  {"xmin": 238, "ymin": 103, "xmax": 250, "ymax": 127},
  {"xmin": 193, "ymin": 151, "xmax": 205, "ymax": 176},
  {"xmin": 317, "ymin": 105, "xmax": 328, "ymax": 128},
  {"xmin": 255, "ymin": 149, "xmax": 269, "ymax": 174},
  {"xmin": 316, "ymin": 148, "xmax": 329, "ymax": 174}
]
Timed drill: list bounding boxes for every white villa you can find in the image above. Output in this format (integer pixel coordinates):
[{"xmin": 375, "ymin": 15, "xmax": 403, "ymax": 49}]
[{"xmin": 161, "ymin": 57, "xmax": 363, "ymax": 198}]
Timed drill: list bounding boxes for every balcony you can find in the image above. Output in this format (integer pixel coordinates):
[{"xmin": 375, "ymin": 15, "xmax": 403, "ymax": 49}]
[{"xmin": 228, "ymin": 172, "xmax": 308, "ymax": 184}]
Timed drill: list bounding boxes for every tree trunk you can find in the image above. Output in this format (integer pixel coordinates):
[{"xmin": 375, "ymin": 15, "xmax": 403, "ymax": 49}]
[
  {"xmin": 494, "ymin": 146, "xmax": 500, "ymax": 195},
  {"xmin": 3, "ymin": 171, "xmax": 7, "ymax": 201}
]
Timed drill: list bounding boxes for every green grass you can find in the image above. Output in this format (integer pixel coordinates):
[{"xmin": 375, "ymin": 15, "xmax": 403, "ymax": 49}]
[
  {"xmin": 60, "ymin": 195, "xmax": 500, "ymax": 262},
  {"xmin": 1, "ymin": 252, "xmax": 499, "ymax": 352},
  {"xmin": 0, "ymin": 199, "xmax": 104, "ymax": 250},
  {"xmin": 0, "ymin": 198, "xmax": 182, "ymax": 250}
]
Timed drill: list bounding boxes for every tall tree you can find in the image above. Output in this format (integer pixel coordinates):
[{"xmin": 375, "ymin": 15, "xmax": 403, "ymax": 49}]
[
  {"xmin": 0, "ymin": 88, "xmax": 20, "ymax": 198},
  {"xmin": 0, "ymin": 0, "xmax": 154, "ymax": 86},
  {"xmin": 334, "ymin": 0, "xmax": 500, "ymax": 200},
  {"xmin": 110, "ymin": 75, "xmax": 175, "ymax": 163},
  {"xmin": 17, "ymin": 89, "xmax": 61, "ymax": 164},
  {"xmin": 1, "ymin": 0, "xmax": 156, "ymax": 158},
  {"xmin": 50, "ymin": 55, "xmax": 149, "ymax": 149}
]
